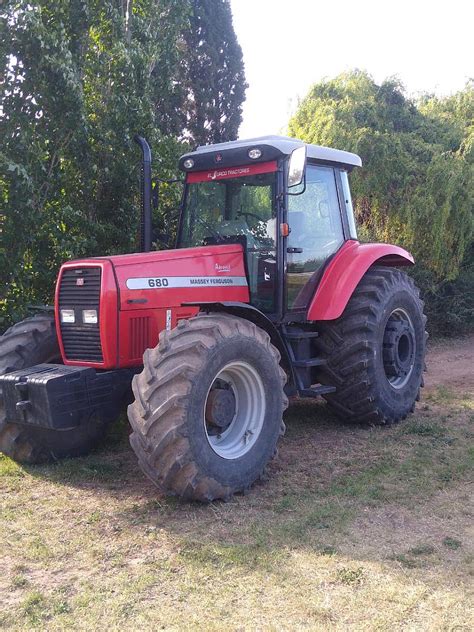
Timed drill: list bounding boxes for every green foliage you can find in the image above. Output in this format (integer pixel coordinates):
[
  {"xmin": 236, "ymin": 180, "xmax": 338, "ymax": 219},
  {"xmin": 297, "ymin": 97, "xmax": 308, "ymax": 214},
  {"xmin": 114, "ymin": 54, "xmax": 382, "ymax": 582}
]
[
  {"xmin": 0, "ymin": 0, "xmax": 246, "ymax": 329},
  {"xmin": 182, "ymin": 0, "xmax": 247, "ymax": 145},
  {"xmin": 289, "ymin": 71, "xmax": 474, "ymax": 334}
]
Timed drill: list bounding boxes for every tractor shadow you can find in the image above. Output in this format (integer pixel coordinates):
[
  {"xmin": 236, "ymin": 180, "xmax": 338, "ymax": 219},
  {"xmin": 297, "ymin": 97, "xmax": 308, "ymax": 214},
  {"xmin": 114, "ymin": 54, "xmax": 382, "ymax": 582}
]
[
  {"xmin": 21, "ymin": 399, "xmax": 400, "ymax": 564},
  {"xmin": 14, "ymin": 391, "xmax": 472, "ymax": 582},
  {"xmin": 25, "ymin": 398, "xmax": 370, "ymax": 500}
]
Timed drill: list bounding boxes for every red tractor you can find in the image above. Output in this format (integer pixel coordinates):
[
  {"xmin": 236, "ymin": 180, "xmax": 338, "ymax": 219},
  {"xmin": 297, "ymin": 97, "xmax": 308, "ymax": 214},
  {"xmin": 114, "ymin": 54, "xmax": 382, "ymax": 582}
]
[{"xmin": 0, "ymin": 135, "xmax": 427, "ymax": 501}]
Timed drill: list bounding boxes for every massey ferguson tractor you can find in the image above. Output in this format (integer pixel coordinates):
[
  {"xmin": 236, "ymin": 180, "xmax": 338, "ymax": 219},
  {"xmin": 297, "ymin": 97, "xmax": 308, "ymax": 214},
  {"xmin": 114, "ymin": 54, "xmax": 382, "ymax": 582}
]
[{"xmin": 0, "ymin": 135, "xmax": 427, "ymax": 501}]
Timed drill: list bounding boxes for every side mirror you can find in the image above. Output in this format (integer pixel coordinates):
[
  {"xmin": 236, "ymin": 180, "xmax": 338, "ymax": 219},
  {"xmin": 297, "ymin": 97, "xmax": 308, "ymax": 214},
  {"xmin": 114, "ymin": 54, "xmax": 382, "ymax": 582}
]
[{"xmin": 288, "ymin": 146, "xmax": 306, "ymax": 188}]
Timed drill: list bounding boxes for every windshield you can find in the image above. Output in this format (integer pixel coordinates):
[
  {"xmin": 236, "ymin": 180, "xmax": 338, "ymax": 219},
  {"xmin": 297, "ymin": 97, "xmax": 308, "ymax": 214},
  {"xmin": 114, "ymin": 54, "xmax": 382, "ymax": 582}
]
[
  {"xmin": 178, "ymin": 171, "xmax": 276, "ymax": 249},
  {"xmin": 178, "ymin": 170, "xmax": 277, "ymax": 312}
]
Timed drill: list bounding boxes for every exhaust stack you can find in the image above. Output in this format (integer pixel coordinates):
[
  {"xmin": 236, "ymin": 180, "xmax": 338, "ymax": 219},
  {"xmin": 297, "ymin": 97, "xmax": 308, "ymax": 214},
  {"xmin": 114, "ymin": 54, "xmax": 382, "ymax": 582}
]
[{"xmin": 134, "ymin": 135, "xmax": 152, "ymax": 252}]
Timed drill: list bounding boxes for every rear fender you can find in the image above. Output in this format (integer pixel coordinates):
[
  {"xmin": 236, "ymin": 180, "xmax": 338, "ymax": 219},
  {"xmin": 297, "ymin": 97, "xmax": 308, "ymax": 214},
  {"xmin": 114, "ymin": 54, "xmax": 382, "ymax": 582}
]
[{"xmin": 307, "ymin": 240, "xmax": 414, "ymax": 321}]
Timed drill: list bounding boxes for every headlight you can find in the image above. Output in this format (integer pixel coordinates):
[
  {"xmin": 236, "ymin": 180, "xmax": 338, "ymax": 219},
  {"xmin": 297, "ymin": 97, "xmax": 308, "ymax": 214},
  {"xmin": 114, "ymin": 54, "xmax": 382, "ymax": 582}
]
[
  {"xmin": 82, "ymin": 309, "xmax": 98, "ymax": 324},
  {"xmin": 248, "ymin": 148, "xmax": 262, "ymax": 159},
  {"xmin": 60, "ymin": 309, "xmax": 75, "ymax": 324},
  {"xmin": 183, "ymin": 158, "xmax": 194, "ymax": 169}
]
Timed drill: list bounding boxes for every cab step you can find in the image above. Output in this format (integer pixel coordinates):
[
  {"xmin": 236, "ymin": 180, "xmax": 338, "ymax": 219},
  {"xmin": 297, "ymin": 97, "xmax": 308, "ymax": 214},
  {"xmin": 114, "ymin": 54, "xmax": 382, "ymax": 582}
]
[
  {"xmin": 280, "ymin": 325, "xmax": 333, "ymax": 393},
  {"xmin": 283, "ymin": 331, "xmax": 319, "ymax": 340},
  {"xmin": 299, "ymin": 385, "xmax": 336, "ymax": 398},
  {"xmin": 293, "ymin": 358, "xmax": 326, "ymax": 368}
]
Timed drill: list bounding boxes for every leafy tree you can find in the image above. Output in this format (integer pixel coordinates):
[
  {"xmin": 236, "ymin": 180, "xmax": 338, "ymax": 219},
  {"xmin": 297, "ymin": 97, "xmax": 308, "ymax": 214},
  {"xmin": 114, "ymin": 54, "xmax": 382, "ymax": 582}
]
[
  {"xmin": 181, "ymin": 0, "xmax": 247, "ymax": 145},
  {"xmin": 0, "ymin": 0, "xmax": 246, "ymax": 329},
  {"xmin": 289, "ymin": 71, "xmax": 474, "ymax": 333}
]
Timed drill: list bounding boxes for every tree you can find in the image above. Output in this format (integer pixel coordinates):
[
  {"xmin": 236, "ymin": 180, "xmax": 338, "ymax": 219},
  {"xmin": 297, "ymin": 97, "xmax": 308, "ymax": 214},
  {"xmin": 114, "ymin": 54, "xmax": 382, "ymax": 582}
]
[
  {"xmin": 0, "ymin": 0, "xmax": 246, "ymax": 329},
  {"xmin": 288, "ymin": 71, "xmax": 474, "ymax": 333},
  {"xmin": 181, "ymin": 0, "xmax": 247, "ymax": 145}
]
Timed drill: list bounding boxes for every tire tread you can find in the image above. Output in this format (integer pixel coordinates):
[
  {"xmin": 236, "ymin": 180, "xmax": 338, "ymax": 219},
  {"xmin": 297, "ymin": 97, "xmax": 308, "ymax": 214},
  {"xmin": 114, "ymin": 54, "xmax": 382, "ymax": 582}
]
[
  {"xmin": 128, "ymin": 312, "xmax": 287, "ymax": 502},
  {"xmin": 314, "ymin": 267, "xmax": 427, "ymax": 425}
]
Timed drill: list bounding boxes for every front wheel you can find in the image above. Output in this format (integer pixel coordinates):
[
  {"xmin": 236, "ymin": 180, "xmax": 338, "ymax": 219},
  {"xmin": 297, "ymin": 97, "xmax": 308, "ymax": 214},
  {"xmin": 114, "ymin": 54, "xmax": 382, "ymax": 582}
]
[
  {"xmin": 128, "ymin": 313, "xmax": 288, "ymax": 502},
  {"xmin": 314, "ymin": 267, "xmax": 427, "ymax": 424}
]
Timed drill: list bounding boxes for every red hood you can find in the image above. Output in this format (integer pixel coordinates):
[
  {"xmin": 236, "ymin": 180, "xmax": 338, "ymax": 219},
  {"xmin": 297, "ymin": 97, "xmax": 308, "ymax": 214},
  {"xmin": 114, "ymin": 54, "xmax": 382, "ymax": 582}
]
[
  {"xmin": 92, "ymin": 243, "xmax": 242, "ymax": 267},
  {"xmin": 64, "ymin": 243, "xmax": 250, "ymax": 311}
]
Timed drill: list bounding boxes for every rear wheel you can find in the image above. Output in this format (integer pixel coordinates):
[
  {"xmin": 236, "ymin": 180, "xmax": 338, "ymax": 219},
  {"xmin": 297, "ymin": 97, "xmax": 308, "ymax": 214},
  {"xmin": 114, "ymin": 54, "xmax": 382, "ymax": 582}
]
[
  {"xmin": 128, "ymin": 313, "xmax": 288, "ymax": 502},
  {"xmin": 0, "ymin": 314, "xmax": 110, "ymax": 463},
  {"xmin": 314, "ymin": 267, "xmax": 427, "ymax": 424}
]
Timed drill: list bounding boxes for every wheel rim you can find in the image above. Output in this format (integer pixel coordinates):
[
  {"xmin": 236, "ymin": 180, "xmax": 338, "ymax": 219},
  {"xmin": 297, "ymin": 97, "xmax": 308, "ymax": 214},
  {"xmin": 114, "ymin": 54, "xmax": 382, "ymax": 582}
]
[
  {"xmin": 382, "ymin": 308, "xmax": 416, "ymax": 389},
  {"xmin": 204, "ymin": 361, "xmax": 266, "ymax": 459}
]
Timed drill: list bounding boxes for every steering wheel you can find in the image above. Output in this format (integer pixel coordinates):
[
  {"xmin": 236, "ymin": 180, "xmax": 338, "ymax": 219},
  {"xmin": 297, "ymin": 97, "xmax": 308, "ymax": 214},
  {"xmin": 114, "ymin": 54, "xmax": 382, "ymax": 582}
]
[
  {"xmin": 237, "ymin": 211, "xmax": 262, "ymax": 222},
  {"xmin": 195, "ymin": 215, "xmax": 222, "ymax": 242}
]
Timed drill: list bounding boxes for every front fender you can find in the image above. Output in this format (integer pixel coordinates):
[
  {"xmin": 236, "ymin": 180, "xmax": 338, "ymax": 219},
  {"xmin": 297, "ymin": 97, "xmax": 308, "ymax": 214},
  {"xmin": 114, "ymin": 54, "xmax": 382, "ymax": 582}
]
[
  {"xmin": 307, "ymin": 240, "xmax": 414, "ymax": 321},
  {"xmin": 184, "ymin": 301, "xmax": 296, "ymax": 391}
]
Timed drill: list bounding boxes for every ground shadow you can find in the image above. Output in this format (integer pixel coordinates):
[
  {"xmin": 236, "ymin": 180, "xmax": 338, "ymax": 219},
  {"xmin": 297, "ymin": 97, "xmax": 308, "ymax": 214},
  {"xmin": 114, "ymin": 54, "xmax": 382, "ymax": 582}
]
[{"xmin": 15, "ymin": 394, "xmax": 471, "ymax": 580}]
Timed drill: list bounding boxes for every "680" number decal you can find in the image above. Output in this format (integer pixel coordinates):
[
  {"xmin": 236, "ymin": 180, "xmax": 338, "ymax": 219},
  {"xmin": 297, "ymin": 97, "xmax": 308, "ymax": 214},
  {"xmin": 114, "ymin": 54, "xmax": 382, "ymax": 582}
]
[{"xmin": 148, "ymin": 278, "xmax": 169, "ymax": 288}]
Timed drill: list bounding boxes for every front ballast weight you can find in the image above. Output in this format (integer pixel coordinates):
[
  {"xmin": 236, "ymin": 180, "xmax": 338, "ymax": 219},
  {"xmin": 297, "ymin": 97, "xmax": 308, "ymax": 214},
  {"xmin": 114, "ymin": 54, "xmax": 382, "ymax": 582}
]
[
  {"xmin": 1, "ymin": 364, "xmax": 133, "ymax": 431},
  {"xmin": 0, "ymin": 313, "xmax": 131, "ymax": 463}
]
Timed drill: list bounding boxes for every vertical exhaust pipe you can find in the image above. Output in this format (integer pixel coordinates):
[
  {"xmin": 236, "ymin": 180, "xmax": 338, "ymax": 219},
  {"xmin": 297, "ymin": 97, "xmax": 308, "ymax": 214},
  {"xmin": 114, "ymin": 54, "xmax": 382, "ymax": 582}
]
[{"xmin": 134, "ymin": 135, "xmax": 152, "ymax": 252}]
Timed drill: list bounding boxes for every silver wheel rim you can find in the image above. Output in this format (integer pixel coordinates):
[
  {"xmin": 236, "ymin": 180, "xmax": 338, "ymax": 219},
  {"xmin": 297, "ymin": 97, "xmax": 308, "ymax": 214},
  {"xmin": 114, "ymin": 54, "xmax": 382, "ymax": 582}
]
[
  {"xmin": 383, "ymin": 307, "xmax": 416, "ymax": 389},
  {"xmin": 204, "ymin": 361, "xmax": 266, "ymax": 459}
]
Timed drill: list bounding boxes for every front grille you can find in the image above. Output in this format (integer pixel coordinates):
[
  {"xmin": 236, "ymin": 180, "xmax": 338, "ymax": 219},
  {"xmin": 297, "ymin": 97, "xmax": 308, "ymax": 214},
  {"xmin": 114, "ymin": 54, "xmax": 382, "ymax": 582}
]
[{"xmin": 58, "ymin": 267, "xmax": 103, "ymax": 362}]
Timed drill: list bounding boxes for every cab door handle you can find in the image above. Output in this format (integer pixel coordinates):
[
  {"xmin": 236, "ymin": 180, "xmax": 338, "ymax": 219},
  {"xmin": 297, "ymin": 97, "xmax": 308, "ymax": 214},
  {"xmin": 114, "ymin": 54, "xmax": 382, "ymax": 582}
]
[{"xmin": 287, "ymin": 247, "xmax": 303, "ymax": 254}]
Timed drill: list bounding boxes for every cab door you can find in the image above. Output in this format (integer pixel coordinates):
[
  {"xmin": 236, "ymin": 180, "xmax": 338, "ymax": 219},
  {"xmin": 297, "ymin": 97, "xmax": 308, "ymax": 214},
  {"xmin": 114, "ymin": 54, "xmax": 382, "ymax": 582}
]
[{"xmin": 286, "ymin": 164, "xmax": 345, "ymax": 312}]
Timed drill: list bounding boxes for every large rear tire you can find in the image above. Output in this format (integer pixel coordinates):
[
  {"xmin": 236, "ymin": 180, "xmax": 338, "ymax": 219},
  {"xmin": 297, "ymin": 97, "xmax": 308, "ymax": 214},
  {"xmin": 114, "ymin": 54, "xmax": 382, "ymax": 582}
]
[
  {"xmin": 314, "ymin": 267, "xmax": 427, "ymax": 425},
  {"xmin": 0, "ymin": 314, "xmax": 110, "ymax": 463},
  {"xmin": 128, "ymin": 313, "xmax": 288, "ymax": 502}
]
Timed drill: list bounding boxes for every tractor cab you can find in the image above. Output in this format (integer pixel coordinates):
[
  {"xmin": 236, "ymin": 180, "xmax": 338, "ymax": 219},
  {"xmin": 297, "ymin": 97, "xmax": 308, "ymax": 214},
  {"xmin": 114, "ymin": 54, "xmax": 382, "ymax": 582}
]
[{"xmin": 177, "ymin": 136, "xmax": 362, "ymax": 319}]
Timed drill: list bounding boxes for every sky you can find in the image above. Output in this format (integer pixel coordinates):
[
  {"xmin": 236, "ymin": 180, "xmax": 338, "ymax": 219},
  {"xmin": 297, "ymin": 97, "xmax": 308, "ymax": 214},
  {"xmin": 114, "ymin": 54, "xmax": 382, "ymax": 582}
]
[{"xmin": 230, "ymin": 0, "xmax": 474, "ymax": 139}]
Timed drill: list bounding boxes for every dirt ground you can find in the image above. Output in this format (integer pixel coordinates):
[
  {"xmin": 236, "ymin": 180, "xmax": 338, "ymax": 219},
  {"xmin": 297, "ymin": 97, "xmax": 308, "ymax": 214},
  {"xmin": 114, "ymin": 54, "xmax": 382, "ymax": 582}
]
[
  {"xmin": 424, "ymin": 337, "xmax": 473, "ymax": 391},
  {"xmin": 0, "ymin": 336, "xmax": 473, "ymax": 631}
]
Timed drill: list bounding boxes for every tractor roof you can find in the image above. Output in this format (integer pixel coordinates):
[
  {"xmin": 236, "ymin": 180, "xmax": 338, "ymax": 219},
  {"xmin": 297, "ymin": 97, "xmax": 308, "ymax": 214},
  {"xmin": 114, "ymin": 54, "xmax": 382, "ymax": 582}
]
[{"xmin": 179, "ymin": 135, "xmax": 362, "ymax": 172}]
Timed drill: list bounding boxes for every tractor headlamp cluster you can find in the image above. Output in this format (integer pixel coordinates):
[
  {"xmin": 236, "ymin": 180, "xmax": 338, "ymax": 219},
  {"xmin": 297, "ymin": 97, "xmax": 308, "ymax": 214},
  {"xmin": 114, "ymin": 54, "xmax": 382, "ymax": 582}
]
[
  {"xmin": 82, "ymin": 309, "xmax": 98, "ymax": 324},
  {"xmin": 60, "ymin": 309, "xmax": 98, "ymax": 324},
  {"xmin": 183, "ymin": 158, "xmax": 194, "ymax": 169},
  {"xmin": 60, "ymin": 309, "xmax": 75, "ymax": 324}
]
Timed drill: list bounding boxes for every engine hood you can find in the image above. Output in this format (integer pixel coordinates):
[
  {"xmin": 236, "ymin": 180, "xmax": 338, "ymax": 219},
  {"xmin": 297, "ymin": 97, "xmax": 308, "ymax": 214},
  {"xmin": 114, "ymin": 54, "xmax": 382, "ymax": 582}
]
[{"xmin": 93, "ymin": 243, "xmax": 249, "ymax": 311}]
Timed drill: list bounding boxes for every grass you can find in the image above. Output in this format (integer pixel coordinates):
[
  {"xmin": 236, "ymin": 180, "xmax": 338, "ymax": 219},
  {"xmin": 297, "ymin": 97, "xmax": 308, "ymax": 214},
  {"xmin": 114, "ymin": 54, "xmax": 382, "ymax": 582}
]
[
  {"xmin": 336, "ymin": 566, "xmax": 365, "ymax": 586},
  {"xmin": 443, "ymin": 536, "xmax": 462, "ymax": 550},
  {"xmin": 0, "ymin": 374, "xmax": 473, "ymax": 630}
]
